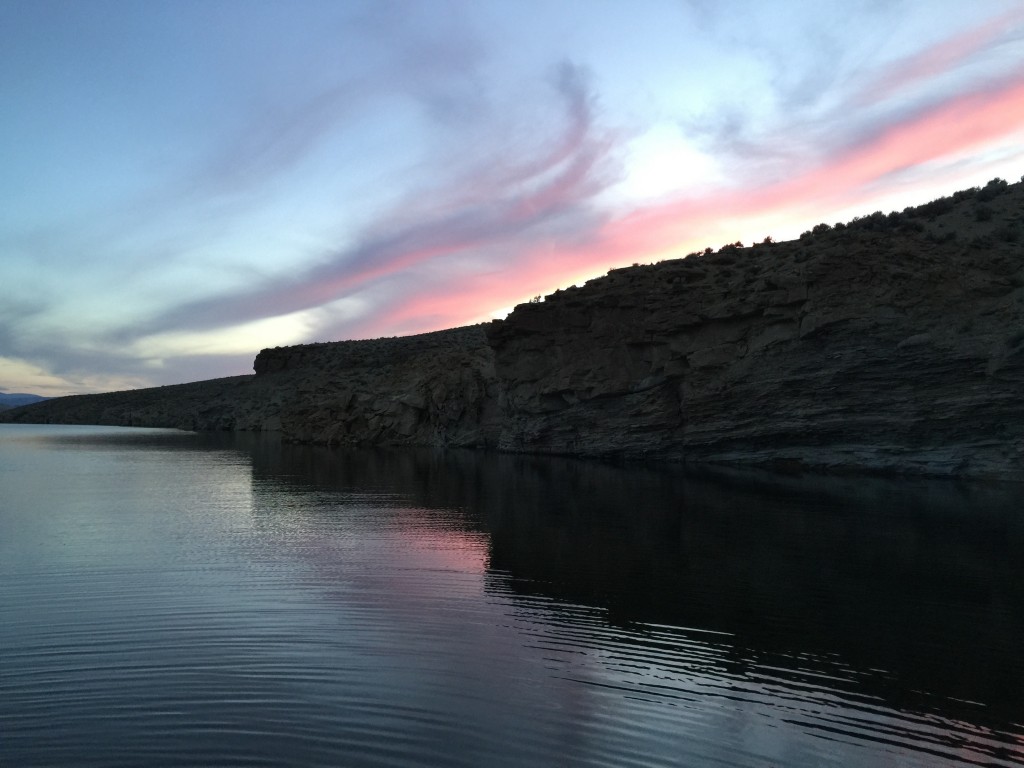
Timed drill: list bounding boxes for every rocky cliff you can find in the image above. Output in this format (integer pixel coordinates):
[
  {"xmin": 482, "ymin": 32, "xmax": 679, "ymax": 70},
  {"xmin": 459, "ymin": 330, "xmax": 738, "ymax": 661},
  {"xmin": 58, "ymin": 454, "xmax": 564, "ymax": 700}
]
[
  {"xmin": 5, "ymin": 179, "xmax": 1023, "ymax": 478},
  {"xmin": 249, "ymin": 326, "xmax": 498, "ymax": 446},
  {"xmin": 2, "ymin": 327, "xmax": 498, "ymax": 444}
]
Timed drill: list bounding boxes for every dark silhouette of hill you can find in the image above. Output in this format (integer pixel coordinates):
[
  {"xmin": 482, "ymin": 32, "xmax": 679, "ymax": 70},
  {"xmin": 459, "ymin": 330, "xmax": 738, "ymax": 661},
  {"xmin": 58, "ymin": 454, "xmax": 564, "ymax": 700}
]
[{"xmin": 0, "ymin": 393, "xmax": 48, "ymax": 411}]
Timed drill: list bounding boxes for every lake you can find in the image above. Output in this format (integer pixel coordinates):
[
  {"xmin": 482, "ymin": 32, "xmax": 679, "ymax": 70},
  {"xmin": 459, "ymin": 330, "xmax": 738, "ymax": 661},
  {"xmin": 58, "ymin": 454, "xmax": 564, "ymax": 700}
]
[{"xmin": 2, "ymin": 423, "xmax": 1022, "ymax": 767}]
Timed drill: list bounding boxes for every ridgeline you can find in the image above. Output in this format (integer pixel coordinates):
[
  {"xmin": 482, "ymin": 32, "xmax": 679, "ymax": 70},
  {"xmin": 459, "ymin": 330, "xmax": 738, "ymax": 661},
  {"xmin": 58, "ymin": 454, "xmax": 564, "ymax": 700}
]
[{"xmin": 5, "ymin": 178, "xmax": 1023, "ymax": 479}]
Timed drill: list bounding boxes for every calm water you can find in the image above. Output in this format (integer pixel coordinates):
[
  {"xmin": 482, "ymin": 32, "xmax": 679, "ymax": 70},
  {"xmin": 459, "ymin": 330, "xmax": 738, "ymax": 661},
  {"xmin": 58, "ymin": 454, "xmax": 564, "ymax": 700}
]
[{"xmin": 2, "ymin": 424, "xmax": 1023, "ymax": 767}]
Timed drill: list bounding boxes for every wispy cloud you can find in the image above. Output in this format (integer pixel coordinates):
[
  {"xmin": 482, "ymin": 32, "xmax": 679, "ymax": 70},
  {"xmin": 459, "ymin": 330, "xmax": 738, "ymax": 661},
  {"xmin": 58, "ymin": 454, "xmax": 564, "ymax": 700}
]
[
  {"xmin": 677, "ymin": 5, "xmax": 1024, "ymax": 188},
  {"xmin": 132, "ymin": 62, "xmax": 615, "ymax": 341},
  {"xmin": 600, "ymin": 65, "xmax": 1024, "ymax": 266},
  {"xmin": 851, "ymin": 6, "xmax": 1024, "ymax": 107}
]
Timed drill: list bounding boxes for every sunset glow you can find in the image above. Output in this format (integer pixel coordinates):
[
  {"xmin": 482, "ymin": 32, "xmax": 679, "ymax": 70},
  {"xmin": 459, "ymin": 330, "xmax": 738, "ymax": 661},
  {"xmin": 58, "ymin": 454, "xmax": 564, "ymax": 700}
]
[{"xmin": 1, "ymin": 0, "xmax": 1023, "ymax": 396}]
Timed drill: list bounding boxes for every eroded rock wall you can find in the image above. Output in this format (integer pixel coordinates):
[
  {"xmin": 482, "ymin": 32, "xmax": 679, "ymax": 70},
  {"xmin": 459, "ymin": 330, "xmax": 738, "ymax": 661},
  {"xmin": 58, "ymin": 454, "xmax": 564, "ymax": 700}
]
[
  {"xmin": 251, "ymin": 326, "xmax": 498, "ymax": 446},
  {"xmin": 486, "ymin": 201, "xmax": 1024, "ymax": 477},
  {"xmin": 6, "ymin": 181, "xmax": 1023, "ymax": 477}
]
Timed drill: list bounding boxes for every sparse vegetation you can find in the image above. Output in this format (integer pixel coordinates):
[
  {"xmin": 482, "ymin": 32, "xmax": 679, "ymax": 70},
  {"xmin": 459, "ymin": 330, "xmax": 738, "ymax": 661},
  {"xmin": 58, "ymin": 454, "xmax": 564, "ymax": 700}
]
[
  {"xmin": 632, "ymin": 174, "xmax": 1017, "ymax": 265},
  {"xmin": 913, "ymin": 197, "xmax": 954, "ymax": 219},
  {"xmin": 977, "ymin": 177, "xmax": 1009, "ymax": 202}
]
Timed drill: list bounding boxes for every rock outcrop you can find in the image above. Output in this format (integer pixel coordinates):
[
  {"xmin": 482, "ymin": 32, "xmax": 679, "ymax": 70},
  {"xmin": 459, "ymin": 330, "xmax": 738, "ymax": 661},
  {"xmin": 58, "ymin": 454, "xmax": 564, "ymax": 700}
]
[
  {"xmin": 249, "ymin": 326, "xmax": 498, "ymax": 446},
  {"xmin": 5, "ymin": 179, "xmax": 1023, "ymax": 479},
  {"xmin": 489, "ymin": 228, "xmax": 1024, "ymax": 477}
]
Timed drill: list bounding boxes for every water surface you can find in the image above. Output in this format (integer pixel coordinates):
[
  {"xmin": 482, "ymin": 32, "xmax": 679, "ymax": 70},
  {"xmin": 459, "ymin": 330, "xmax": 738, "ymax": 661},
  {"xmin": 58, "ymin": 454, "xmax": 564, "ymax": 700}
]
[{"xmin": 2, "ymin": 424, "xmax": 1023, "ymax": 767}]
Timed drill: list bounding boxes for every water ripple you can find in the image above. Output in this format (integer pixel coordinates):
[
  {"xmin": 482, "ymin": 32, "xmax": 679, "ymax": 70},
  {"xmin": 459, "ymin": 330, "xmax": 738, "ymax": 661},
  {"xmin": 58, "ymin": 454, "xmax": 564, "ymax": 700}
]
[{"xmin": 3, "ymin": 426, "xmax": 1023, "ymax": 767}]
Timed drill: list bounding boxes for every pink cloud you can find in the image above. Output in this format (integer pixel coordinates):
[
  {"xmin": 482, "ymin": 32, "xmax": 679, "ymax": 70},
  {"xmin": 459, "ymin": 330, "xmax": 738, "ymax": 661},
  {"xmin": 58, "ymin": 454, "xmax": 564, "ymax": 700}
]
[
  {"xmin": 802, "ymin": 80, "xmax": 1024, "ymax": 194},
  {"xmin": 137, "ymin": 63, "xmax": 616, "ymax": 339},
  {"xmin": 136, "ymin": 51, "xmax": 1024, "ymax": 355},
  {"xmin": 339, "ymin": 69, "xmax": 1024, "ymax": 342},
  {"xmin": 852, "ymin": 7, "xmax": 1024, "ymax": 107},
  {"xmin": 596, "ymin": 72, "xmax": 1024, "ymax": 266},
  {"xmin": 333, "ymin": 245, "xmax": 605, "ymax": 339}
]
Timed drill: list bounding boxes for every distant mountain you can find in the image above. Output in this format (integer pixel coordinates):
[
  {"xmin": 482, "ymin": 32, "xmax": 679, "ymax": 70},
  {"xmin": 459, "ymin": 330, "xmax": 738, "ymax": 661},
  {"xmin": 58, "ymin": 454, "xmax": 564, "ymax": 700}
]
[{"xmin": 0, "ymin": 393, "xmax": 49, "ymax": 411}]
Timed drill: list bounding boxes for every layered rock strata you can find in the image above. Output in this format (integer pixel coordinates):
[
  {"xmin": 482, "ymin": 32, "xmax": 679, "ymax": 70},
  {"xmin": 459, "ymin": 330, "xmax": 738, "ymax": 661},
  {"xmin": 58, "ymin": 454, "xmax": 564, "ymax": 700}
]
[
  {"xmin": 5, "ymin": 180, "xmax": 1023, "ymax": 478},
  {"xmin": 488, "ymin": 226, "xmax": 1024, "ymax": 477}
]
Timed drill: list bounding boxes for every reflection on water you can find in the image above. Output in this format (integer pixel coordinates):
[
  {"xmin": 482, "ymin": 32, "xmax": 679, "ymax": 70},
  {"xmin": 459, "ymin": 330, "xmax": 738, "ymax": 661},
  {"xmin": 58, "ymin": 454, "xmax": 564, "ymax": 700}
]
[{"xmin": 2, "ymin": 424, "xmax": 1023, "ymax": 767}]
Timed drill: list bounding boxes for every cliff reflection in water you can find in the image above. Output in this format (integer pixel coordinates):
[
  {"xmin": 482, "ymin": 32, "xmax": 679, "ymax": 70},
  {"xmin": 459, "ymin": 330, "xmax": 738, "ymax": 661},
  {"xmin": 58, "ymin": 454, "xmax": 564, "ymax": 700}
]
[{"xmin": 239, "ymin": 437, "xmax": 1024, "ymax": 735}]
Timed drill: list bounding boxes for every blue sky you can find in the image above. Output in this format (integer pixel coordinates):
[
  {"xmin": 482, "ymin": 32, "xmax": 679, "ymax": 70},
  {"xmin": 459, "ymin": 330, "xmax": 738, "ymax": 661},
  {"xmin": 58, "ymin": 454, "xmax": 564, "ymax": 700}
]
[{"xmin": 2, "ymin": 0, "xmax": 1023, "ymax": 396}]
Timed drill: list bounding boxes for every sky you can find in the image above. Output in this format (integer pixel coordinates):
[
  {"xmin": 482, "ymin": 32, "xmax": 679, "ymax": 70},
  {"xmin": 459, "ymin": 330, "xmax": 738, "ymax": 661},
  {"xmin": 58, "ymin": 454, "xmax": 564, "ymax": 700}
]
[{"xmin": 2, "ymin": 0, "xmax": 1023, "ymax": 397}]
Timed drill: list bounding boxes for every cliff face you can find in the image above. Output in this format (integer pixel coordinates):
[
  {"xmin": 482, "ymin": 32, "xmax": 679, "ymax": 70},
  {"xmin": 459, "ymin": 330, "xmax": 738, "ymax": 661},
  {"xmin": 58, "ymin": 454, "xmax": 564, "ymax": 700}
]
[
  {"xmin": 488, "ymin": 224, "xmax": 1023, "ymax": 477},
  {"xmin": 249, "ymin": 326, "xmax": 498, "ymax": 446},
  {"xmin": 5, "ymin": 180, "xmax": 1023, "ymax": 478}
]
